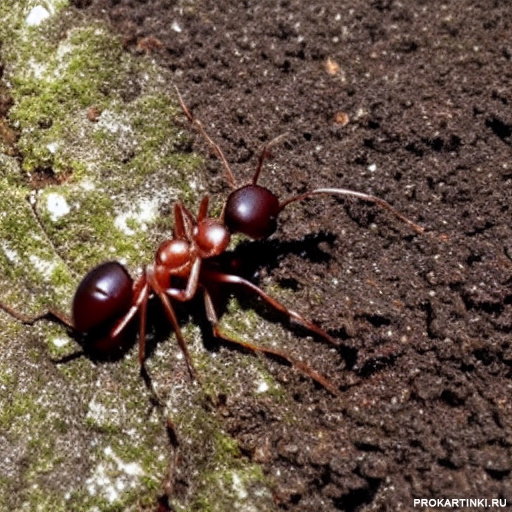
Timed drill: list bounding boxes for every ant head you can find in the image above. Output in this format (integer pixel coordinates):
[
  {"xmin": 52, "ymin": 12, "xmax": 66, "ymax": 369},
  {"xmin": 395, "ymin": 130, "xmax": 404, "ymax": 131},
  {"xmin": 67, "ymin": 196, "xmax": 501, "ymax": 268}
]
[{"xmin": 223, "ymin": 184, "xmax": 280, "ymax": 240}]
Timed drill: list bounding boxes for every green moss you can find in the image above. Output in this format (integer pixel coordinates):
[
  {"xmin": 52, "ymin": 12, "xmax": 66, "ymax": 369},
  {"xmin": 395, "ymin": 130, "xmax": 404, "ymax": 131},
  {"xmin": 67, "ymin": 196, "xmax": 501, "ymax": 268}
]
[
  {"xmin": 0, "ymin": 3, "xmax": 286, "ymax": 511},
  {"xmin": 0, "ymin": 166, "xmax": 75, "ymax": 311},
  {"xmin": 25, "ymin": 490, "xmax": 71, "ymax": 512},
  {"xmin": 168, "ymin": 389, "xmax": 274, "ymax": 511}
]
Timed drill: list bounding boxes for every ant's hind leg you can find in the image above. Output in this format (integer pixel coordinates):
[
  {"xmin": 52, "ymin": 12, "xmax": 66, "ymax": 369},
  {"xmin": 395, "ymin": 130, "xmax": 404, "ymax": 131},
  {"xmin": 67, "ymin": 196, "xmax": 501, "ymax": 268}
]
[
  {"xmin": 0, "ymin": 302, "xmax": 83, "ymax": 364},
  {"xmin": 0, "ymin": 301, "xmax": 73, "ymax": 328},
  {"xmin": 202, "ymin": 288, "xmax": 339, "ymax": 396},
  {"xmin": 201, "ymin": 269, "xmax": 339, "ymax": 347}
]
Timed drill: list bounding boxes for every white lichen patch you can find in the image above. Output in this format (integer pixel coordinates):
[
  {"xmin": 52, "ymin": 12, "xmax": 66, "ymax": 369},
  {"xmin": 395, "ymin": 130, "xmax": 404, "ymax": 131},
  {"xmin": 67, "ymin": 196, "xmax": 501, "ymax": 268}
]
[
  {"xmin": 255, "ymin": 380, "xmax": 269, "ymax": 394},
  {"xmin": 28, "ymin": 254, "xmax": 57, "ymax": 279},
  {"xmin": 25, "ymin": 1, "xmax": 69, "ymax": 27},
  {"xmin": 46, "ymin": 192, "xmax": 70, "ymax": 221},
  {"xmin": 231, "ymin": 471, "xmax": 249, "ymax": 500},
  {"xmin": 27, "ymin": 56, "xmax": 47, "ymax": 80},
  {"xmin": 114, "ymin": 197, "xmax": 160, "ymax": 235},
  {"xmin": 80, "ymin": 179, "xmax": 96, "ymax": 192},
  {"xmin": 55, "ymin": 40, "xmax": 73, "ymax": 62},
  {"xmin": 46, "ymin": 141, "xmax": 58, "ymax": 154},
  {"xmin": 25, "ymin": 5, "xmax": 50, "ymax": 26},
  {"xmin": 86, "ymin": 399, "xmax": 109, "ymax": 425},
  {"xmin": 51, "ymin": 335, "xmax": 69, "ymax": 348},
  {"xmin": 85, "ymin": 446, "xmax": 145, "ymax": 504},
  {"xmin": 95, "ymin": 110, "xmax": 131, "ymax": 136},
  {"xmin": 1, "ymin": 241, "xmax": 20, "ymax": 264},
  {"xmin": 85, "ymin": 395, "xmax": 124, "ymax": 429}
]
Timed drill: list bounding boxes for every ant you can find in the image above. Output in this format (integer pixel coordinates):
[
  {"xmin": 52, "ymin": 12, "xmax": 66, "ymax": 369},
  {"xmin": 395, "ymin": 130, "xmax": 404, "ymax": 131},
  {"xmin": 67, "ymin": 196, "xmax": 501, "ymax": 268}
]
[{"xmin": 0, "ymin": 88, "xmax": 424, "ymax": 396}]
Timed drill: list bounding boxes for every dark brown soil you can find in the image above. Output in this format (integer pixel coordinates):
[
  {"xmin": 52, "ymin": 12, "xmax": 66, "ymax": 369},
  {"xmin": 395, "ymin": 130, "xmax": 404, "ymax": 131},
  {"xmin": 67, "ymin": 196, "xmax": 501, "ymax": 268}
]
[{"xmin": 74, "ymin": 0, "xmax": 511, "ymax": 510}]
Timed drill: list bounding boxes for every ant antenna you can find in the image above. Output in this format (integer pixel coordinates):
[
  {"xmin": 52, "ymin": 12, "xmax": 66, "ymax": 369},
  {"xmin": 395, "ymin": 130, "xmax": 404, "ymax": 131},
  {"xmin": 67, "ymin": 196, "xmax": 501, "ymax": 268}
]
[
  {"xmin": 279, "ymin": 187, "xmax": 424, "ymax": 234},
  {"xmin": 175, "ymin": 86, "xmax": 237, "ymax": 189},
  {"xmin": 250, "ymin": 134, "xmax": 423, "ymax": 234},
  {"xmin": 252, "ymin": 133, "xmax": 289, "ymax": 185}
]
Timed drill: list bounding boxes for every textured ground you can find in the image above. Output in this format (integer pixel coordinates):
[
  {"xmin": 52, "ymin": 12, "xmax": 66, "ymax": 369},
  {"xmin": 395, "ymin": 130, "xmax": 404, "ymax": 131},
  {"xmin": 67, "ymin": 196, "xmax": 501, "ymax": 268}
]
[{"xmin": 1, "ymin": 0, "xmax": 511, "ymax": 510}]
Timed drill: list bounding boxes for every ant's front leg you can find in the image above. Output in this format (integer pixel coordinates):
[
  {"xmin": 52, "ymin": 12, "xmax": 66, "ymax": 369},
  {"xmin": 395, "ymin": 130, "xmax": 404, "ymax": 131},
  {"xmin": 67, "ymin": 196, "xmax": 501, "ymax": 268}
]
[
  {"xmin": 147, "ymin": 268, "xmax": 198, "ymax": 381},
  {"xmin": 202, "ymin": 288, "xmax": 339, "ymax": 395},
  {"xmin": 109, "ymin": 274, "xmax": 150, "ymax": 363},
  {"xmin": 164, "ymin": 257, "xmax": 201, "ymax": 303}
]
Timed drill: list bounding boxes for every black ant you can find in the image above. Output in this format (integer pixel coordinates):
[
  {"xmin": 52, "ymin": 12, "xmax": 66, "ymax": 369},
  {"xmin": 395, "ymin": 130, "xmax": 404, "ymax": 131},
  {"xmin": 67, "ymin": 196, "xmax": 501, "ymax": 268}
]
[{"xmin": 0, "ymin": 89, "xmax": 424, "ymax": 396}]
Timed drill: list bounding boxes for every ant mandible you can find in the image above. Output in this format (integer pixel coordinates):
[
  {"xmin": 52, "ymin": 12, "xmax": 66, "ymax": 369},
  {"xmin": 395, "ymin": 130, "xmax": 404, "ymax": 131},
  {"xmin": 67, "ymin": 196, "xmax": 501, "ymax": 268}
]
[{"xmin": 0, "ymin": 88, "xmax": 424, "ymax": 396}]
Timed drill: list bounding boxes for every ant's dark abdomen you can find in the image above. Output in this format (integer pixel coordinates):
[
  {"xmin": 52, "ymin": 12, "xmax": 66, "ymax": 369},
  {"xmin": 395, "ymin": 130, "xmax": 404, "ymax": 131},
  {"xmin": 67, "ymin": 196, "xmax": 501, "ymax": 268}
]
[
  {"xmin": 72, "ymin": 261, "xmax": 133, "ymax": 333},
  {"xmin": 224, "ymin": 184, "xmax": 280, "ymax": 240}
]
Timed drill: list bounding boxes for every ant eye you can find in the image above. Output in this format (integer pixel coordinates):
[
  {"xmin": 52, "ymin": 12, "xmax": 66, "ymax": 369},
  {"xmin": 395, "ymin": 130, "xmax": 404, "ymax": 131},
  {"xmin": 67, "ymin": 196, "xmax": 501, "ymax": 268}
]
[{"xmin": 224, "ymin": 184, "xmax": 280, "ymax": 240}]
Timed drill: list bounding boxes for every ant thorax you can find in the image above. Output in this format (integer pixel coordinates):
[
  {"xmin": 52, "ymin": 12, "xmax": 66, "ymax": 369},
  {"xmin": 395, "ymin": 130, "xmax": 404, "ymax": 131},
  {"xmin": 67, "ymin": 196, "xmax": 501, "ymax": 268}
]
[{"xmin": 155, "ymin": 239, "xmax": 193, "ymax": 282}]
